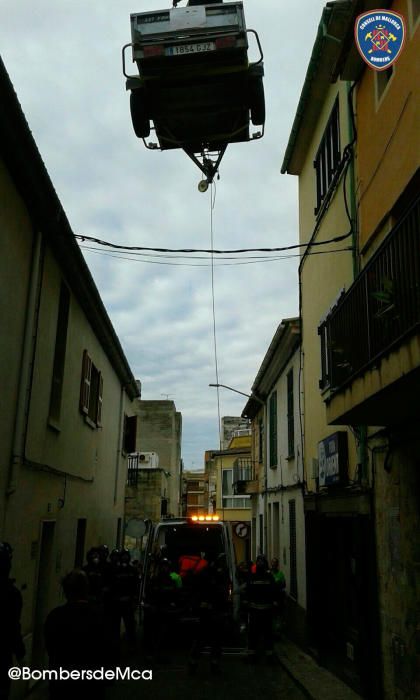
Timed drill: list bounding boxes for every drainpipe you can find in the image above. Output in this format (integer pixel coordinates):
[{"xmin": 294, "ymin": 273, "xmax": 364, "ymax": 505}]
[
  {"xmin": 7, "ymin": 231, "xmax": 44, "ymax": 500},
  {"xmin": 346, "ymin": 80, "xmax": 359, "ymax": 279},
  {"xmin": 346, "ymin": 80, "xmax": 369, "ymax": 484},
  {"xmin": 114, "ymin": 384, "xmax": 125, "ymax": 506}
]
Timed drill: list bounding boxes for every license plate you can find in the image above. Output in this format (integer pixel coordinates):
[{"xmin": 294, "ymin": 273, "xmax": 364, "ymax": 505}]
[{"xmin": 166, "ymin": 41, "xmax": 215, "ymax": 56}]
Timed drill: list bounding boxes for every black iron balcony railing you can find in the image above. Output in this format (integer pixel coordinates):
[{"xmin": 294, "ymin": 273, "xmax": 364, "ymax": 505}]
[
  {"xmin": 320, "ymin": 196, "xmax": 420, "ymax": 393},
  {"xmin": 126, "ymin": 453, "xmax": 157, "ymax": 486},
  {"xmin": 233, "ymin": 459, "xmax": 258, "ymax": 494}
]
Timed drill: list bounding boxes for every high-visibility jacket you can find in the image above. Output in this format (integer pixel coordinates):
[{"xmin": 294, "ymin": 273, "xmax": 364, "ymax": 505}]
[{"xmin": 178, "ymin": 554, "xmax": 208, "ymax": 578}]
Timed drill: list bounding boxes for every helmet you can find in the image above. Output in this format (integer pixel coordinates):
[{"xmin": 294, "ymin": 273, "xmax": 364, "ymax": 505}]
[
  {"xmin": 256, "ymin": 554, "xmax": 268, "ymax": 570},
  {"xmin": 87, "ymin": 547, "xmax": 101, "ymax": 563},
  {"xmin": 120, "ymin": 549, "xmax": 131, "ymax": 566},
  {"xmin": 98, "ymin": 544, "xmax": 109, "ymax": 560},
  {"xmin": 110, "ymin": 548, "xmax": 121, "ymax": 562}
]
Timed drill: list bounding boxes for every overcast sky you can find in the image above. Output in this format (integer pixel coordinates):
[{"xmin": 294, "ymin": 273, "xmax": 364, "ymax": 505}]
[{"xmin": 2, "ymin": 0, "xmax": 326, "ymax": 470}]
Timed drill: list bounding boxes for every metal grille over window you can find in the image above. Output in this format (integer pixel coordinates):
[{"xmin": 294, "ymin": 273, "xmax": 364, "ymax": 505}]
[{"xmin": 314, "ymin": 98, "xmax": 340, "ymax": 215}]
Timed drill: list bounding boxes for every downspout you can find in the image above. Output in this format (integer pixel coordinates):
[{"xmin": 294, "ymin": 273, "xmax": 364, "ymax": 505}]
[
  {"xmin": 114, "ymin": 384, "xmax": 125, "ymax": 506},
  {"xmin": 7, "ymin": 231, "xmax": 44, "ymax": 500},
  {"xmin": 346, "ymin": 79, "xmax": 369, "ymax": 485}
]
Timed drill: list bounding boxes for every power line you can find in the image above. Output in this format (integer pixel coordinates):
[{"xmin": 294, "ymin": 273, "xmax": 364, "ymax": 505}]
[
  {"xmin": 80, "ymin": 244, "xmax": 353, "ymax": 266},
  {"xmin": 74, "ymin": 230, "xmax": 353, "ymax": 255}
]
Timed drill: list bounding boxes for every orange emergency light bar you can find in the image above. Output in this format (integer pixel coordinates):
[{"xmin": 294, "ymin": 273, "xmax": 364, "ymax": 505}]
[{"xmin": 190, "ymin": 515, "xmax": 220, "ymax": 522}]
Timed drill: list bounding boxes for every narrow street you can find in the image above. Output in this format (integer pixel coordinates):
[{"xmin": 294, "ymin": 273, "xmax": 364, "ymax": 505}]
[{"xmin": 107, "ymin": 644, "xmax": 307, "ymax": 700}]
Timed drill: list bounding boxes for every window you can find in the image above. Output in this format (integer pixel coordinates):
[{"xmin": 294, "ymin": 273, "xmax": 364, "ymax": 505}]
[
  {"xmin": 314, "ymin": 98, "xmax": 341, "ymax": 215},
  {"xmin": 122, "ymin": 414, "xmax": 137, "ymax": 454},
  {"xmin": 258, "ymin": 418, "xmax": 264, "ymax": 463},
  {"xmin": 269, "ymin": 391, "xmax": 278, "ymax": 468},
  {"xmin": 319, "ymin": 321, "xmax": 330, "ymax": 390},
  {"xmin": 289, "ymin": 499, "xmax": 298, "ymax": 600},
  {"xmin": 74, "ymin": 518, "xmax": 86, "ymax": 568},
  {"xmin": 49, "ymin": 282, "xmax": 70, "ymax": 426},
  {"xmin": 80, "ymin": 350, "xmax": 103, "ymax": 428},
  {"xmin": 287, "ymin": 369, "xmax": 295, "ymax": 458},
  {"xmin": 222, "ymin": 469, "xmax": 250, "ymax": 508}
]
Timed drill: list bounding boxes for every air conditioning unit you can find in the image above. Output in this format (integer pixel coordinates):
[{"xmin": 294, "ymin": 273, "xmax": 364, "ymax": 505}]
[{"xmin": 137, "ymin": 452, "xmax": 159, "ymax": 469}]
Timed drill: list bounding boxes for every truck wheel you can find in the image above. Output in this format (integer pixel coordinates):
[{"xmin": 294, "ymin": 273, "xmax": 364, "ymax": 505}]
[
  {"xmin": 249, "ymin": 76, "xmax": 265, "ymax": 126},
  {"xmin": 130, "ymin": 90, "xmax": 150, "ymax": 139}
]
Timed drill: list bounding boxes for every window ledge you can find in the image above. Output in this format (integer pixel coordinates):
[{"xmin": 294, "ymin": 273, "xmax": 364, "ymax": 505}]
[
  {"xmin": 286, "ymin": 454, "xmax": 295, "ymax": 462},
  {"xmin": 47, "ymin": 417, "xmax": 61, "ymax": 433},
  {"xmin": 84, "ymin": 415, "xmax": 98, "ymax": 430}
]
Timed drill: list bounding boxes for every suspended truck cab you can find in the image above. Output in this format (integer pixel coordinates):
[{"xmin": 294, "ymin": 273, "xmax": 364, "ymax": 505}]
[{"xmin": 122, "ymin": 0, "xmax": 265, "ymax": 188}]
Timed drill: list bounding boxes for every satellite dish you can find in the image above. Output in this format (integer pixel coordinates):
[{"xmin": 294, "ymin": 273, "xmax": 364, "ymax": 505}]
[{"xmin": 125, "ymin": 518, "xmax": 147, "ymax": 538}]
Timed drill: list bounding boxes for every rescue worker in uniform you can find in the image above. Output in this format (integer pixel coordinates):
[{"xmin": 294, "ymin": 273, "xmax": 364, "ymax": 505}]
[
  {"xmin": 245, "ymin": 554, "xmax": 278, "ymax": 663},
  {"xmin": 45, "ymin": 569, "xmax": 106, "ymax": 700},
  {"xmin": 270, "ymin": 557, "xmax": 286, "ymax": 636},
  {"xmin": 83, "ymin": 547, "xmax": 105, "ymax": 609},
  {"xmin": 189, "ymin": 553, "xmax": 230, "ymax": 675},
  {"xmin": 146, "ymin": 557, "xmax": 181, "ymax": 662},
  {"xmin": 107, "ymin": 549, "xmax": 138, "ymax": 653},
  {"xmin": 0, "ymin": 542, "xmax": 25, "ymax": 699}
]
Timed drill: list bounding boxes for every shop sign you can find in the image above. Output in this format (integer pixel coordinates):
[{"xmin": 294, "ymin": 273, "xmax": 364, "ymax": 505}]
[{"xmin": 318, "ymin": 432, "xmax": 348, "ymax": 486}]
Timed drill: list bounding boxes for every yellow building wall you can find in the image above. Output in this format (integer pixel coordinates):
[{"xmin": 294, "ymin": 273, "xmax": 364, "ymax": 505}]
[
  {"xmin": 298, "ymin": 83, "xmax": 359, "ymax": 486},
  {"xmin": 356, "ymin": 0, "xmax": 420, "ymax": 248},
  {"xmin": 213, "ymin": 448, "xmax": 251, "ymax": 562}
]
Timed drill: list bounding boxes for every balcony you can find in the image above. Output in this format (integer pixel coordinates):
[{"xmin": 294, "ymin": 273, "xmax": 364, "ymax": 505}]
[
  {"xmin": 321, "ymin": 196, "xmax": 420, "ymax": 425},
  {"xmin": 233, "ymin": 459, "xmax": 260, "ymax": 495}
]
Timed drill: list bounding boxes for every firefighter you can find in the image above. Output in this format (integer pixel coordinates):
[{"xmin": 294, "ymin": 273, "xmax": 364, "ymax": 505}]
[
  {"xmin": 83, "ymin": 547, "xmax": 105, "ymax": 609},
  {"xmin": 0, "ymin": 542, "xmax": 25, "ymax": 699},
  {"xmin": 45, "ymin": 569, "xmax": 106, "ymax": 699},
  {"xmin": 146, "ymin": 558, "xmax": 181, "ymax": 662},
  {"xmin": 245, "ymin": 554, "xmax": 278, "ymax": 663},
  {"xmin": 189, "ymin": 553, "xmax": 230, "ymax": 675},
  {"xmin": 107, "ymin": 549, "xmax": 138, "ymax": 653}
]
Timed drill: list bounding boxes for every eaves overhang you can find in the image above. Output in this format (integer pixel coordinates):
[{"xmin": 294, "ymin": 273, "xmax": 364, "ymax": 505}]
[
  {"xmin": 281, "ymin": 0, "xmax": 394, "ymax": 176},
  {"xmin": 0, "ymin": 58, "xmax": 139, "ymax": 401},
  {"xmin": 281, "ymin": 1, "xmax": 355, "ymax": 176},
  {"xmin": 242, "ymin": 318, "xmax": 301, "ymax": 420}
]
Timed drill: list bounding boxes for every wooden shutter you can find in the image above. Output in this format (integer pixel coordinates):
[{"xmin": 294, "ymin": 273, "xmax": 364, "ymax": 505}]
[
  {"xmin": 96, "ymin": 373, "xmax": 103, "ymax": 426},
  {"xmin": 80, "ymin": 350, "xmax": 92, "ymax": 415}
]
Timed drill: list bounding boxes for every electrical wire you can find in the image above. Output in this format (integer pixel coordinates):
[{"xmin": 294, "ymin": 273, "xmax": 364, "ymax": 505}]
[
  {"xmin": 79, "ymin": 245, "xmax": 354, "ymax": 267},
  {"xmin": 74, "ymin": 230, "xmax": 355, "ymax": 255}
]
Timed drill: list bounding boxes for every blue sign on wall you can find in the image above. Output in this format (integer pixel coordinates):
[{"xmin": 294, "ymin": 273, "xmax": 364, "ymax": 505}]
[{"xmin": 318, "ymin": 432, "xmax": 348, "ymax": 487}]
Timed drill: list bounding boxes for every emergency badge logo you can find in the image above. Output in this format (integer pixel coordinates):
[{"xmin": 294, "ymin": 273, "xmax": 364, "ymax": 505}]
[{"xmin": 355, "ymin": 10, "xmax": 405, "ymax": 71}]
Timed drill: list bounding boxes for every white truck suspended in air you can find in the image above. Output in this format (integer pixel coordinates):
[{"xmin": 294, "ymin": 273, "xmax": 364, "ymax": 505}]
[{"xmin": 123, "ymin": 0, "xmax": 265, "ymax": 189}]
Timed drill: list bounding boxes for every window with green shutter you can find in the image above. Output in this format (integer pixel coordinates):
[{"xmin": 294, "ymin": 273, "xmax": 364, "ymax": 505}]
[
  {"xmin": 269, "ymin": 391, "xmax": 277, "ymax": 468},
  {"xmin": 287, "ymin": 369, "xmax": 295, "ymax": 458}
]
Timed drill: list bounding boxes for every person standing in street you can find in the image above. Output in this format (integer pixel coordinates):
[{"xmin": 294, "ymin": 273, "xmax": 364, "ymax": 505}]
[
  {"xmin": 270, "ymin": 557, "xmax": 286, "ymax": 636},
  {"xmin": 189, "ymin": 553, "xmax": 230, "ymax": 675},
  {"xmin": 245, "ymin": 554, "xmax": 278, "ymax": 663},
  {"xmin": 44, "ymin": 569, "xmax": 106, "ymax": 700},
  {"xmin": 0, "ymin": 542, "xmax": 25, "ymax": 699}
]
